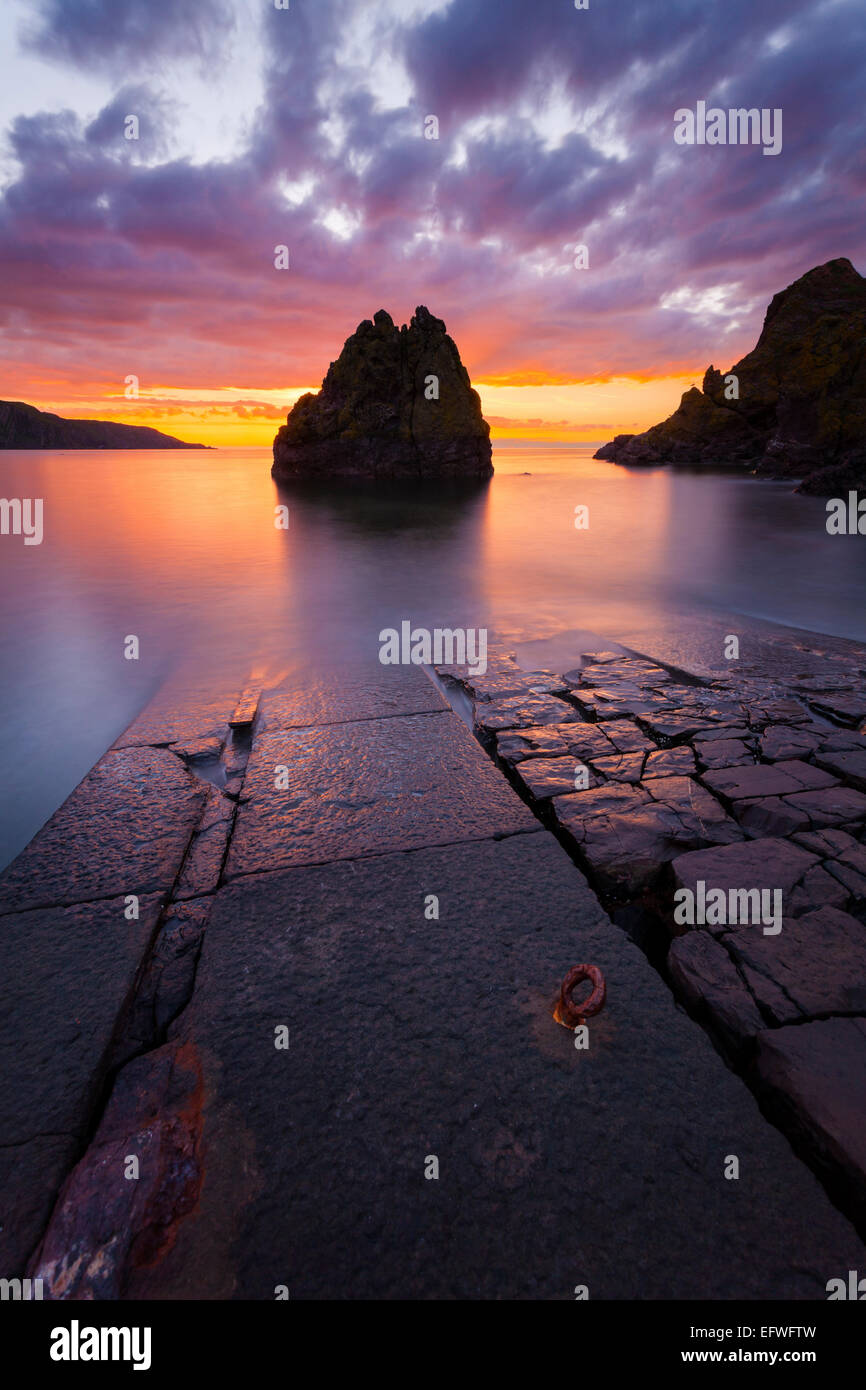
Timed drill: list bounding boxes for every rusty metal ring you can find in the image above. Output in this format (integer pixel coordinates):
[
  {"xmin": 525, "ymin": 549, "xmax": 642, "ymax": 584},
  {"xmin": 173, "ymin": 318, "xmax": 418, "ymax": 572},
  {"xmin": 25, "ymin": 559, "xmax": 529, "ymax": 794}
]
[{"xmin": 559, "ymin": 964, "xmax": 606, "ymax": 1028}]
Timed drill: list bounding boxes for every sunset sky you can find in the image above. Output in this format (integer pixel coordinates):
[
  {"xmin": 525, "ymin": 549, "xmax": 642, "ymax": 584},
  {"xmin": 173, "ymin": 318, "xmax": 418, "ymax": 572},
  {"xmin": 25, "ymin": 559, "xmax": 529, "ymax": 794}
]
[{"xmin": 1, "ymin": 0, "xmax": 864, "ymax": 447}]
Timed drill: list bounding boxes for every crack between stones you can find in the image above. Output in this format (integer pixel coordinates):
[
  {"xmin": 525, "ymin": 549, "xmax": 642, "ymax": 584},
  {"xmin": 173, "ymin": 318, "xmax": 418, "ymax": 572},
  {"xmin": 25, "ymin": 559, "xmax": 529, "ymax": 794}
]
[
  {"xmin": 445, "ymin": 663, "xmax": 866, "ymax": 1236},
  {"xmin": 221, "ymin": 823, "xmax": 546, "ymax": 883},
  {"xmin": 21, "ymin": 688, "xmax": 260, "ymax": 1278}
]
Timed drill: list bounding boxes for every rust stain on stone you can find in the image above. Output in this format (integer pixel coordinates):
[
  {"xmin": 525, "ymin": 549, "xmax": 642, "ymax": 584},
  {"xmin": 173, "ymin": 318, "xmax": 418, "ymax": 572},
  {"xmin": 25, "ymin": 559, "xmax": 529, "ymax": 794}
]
[
  {"xmin": 127, "ymin": 1038, "xmax": 205, "ymax": 1272},
  {"xmin": 29, "ymin": 1039, "xmax": 206, "ymax": 1298}
]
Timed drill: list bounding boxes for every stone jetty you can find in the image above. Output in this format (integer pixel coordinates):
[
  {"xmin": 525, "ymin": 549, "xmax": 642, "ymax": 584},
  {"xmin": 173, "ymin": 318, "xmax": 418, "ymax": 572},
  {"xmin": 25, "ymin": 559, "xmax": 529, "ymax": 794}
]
[{"xmin": 0, "ymin": 642, "xmax": 864, "ymax": 1298}]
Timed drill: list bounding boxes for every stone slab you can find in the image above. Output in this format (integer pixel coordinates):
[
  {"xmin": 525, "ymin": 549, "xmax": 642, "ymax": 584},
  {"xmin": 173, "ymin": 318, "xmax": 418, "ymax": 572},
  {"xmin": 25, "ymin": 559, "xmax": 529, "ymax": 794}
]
[
  {"xmin": 260, "ymin": 665, "xmax": 446, "ymax": 730},
  {"xmin": 597, "ymin": 720, "xmax": 654, "ymax": 754},
  {"xmin": 514, "ymin": 756, "xmax": 599, "ymax": 800},
  {"xmin": 474, "ymin": 693, "xmax": 580, "ymax": 732},
  {"xmin": 555, "ymin": 778, "xmax": 741, "ymax": 896},
  {"xmin": 640, "ymin": 710, "xmax": 738, "ymax": 741},
  {"xmin": 0, "ymin": 747, "xmax": 207, "ymax": 913},
  {"xmin": 438, "ymin": 659, "xmax": 567, "ymax": 702},
  {"xmin": 0, "ymin": 893, "xmax": 163, "ymax": 1272},
  {"xmin": 735, "ymin": 797, "xmax": 812, "ymax": 839},
  {"xmin": 495, "ymin": 722, "xmax": 614, "ymax": 766},
  {"xmin": 667, "ymin": 931, "xmax": 765, "ymax": 1059},
  {"xmin": 226, "ymin": 712, "xmax": 537, "ymax": 877},
  {"xmin": 724, "ymin": 906, "xmax": 866, "ymax": 1023},
  {"xmin": 698, "ymin": 740, "xmax": 754, "ymax": 770},
  {"xmin": 761, "ymin": 725, "xmax": 823, "ymax": 762},
  {"xmin": 124, "ymin": 836, "xmax": 864, "ymax": 1300},
  {"xmin": 814, "ymin": 749, "xmax": 866, "ymax": 793},
  {"xmin": 671, "ymin": 839, "xmax": 820, "ymax": 929},
  {"xmin": 643, "ymin": 746, "xmax": 696, "ymax": 778},
  {"xmin": 782, "ymin": 786, "xmax": 866, "ymax": 829},
  {"xmin": 756, "ymin": 1019, "xmax": 866, "ymax": 1230},
  {"xmin": 590, "ymin": 752, "xmax": 647, "ymax": 783},
  {"xmin": 788, "ymin": 864, "xmax": 851, "ymax": 916},
  {"xmin": 703, "ymin": 760, "xmax": 837, "ymax": 802},
  {"xmin": 114, "ymin": 689, "xmax": 236, "ymax": 749}
]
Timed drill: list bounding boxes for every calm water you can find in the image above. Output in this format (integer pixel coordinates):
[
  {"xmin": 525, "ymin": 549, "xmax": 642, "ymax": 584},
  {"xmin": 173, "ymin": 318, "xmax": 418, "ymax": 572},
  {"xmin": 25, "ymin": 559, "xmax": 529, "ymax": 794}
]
[{"xmin": 1, "ymin": 444, "xmax": 864, "ymax": 868}]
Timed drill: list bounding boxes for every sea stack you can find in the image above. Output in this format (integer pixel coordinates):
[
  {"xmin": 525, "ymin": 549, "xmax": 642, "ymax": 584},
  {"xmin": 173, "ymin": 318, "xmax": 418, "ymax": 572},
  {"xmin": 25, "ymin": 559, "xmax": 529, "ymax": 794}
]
[
  {"xmin": 272, "ymin": 306, "xmax": 493, "ymax": 482},
  {"xmin": 594, "ymin": 258, "xmax": 866, "ymax": 494}
]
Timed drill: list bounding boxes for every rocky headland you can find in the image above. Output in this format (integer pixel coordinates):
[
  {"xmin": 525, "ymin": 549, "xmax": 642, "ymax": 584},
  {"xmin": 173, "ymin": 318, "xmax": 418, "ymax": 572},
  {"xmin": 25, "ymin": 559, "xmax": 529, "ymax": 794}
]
[
  {"xmin": 595, "ymin": 258, "xmax": 866, "ymax": 495},
  {"xmin": 272, "ymin": 306, "xmax": 493, "ymax": 482},
  {"xmin": 0, "ymin": 399, "xmax": 208, "ymax": 449}
]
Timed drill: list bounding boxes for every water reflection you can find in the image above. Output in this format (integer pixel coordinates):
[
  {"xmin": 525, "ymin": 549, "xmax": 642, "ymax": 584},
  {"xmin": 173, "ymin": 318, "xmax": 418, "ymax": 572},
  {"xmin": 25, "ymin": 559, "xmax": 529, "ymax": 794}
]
[
  {"xmin": 273, "ymin": 477, "xmax": 492, "ymax": 662},
  {"xmin": 0, "ymin": 443, "xmax": 864, "ymax": 868}
]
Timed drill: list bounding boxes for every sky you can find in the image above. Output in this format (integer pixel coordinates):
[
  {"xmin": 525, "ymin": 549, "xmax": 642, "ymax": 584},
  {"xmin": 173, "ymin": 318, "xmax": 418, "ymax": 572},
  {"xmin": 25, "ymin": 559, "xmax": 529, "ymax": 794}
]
[{"xmin": 0, "ymin": 0, "xmax": 864, "ymax": 447}]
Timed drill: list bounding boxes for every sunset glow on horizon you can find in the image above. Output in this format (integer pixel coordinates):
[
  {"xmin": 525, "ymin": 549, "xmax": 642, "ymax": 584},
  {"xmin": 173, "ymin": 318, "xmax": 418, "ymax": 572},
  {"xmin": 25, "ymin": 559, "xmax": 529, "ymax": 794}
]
[{"xmin": 7, "ymin": 372, "xmax": 704, "ymax": 448}]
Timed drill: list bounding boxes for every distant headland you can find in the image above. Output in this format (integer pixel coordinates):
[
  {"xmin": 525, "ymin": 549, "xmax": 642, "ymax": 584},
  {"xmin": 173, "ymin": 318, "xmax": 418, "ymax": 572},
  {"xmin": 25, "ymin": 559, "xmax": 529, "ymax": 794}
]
[
  {"xmin": 0, "ymin": 400, "xmax": 209, "ymax": 449},
  {"xmin": 272, "ymin": 305, "xmax": 493, "ymax": 483},
  {"xmin": 595, "ymin": 258, "xmax": 866, "ymax": 495}
]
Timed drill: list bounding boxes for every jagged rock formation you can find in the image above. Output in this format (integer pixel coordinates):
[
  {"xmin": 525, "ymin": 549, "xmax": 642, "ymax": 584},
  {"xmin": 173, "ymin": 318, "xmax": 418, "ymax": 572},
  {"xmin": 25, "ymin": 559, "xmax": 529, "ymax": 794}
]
[
  {"xmin": 272, "ymin": 306, "xmax": 493, "ymax": 481},
  {"xmin": 595, "ymin": 258, "xmax": 866, "ymax": 494},
  {"xmin": 0, "ymin": 400, "xmax": 207, "ymax": 449}
]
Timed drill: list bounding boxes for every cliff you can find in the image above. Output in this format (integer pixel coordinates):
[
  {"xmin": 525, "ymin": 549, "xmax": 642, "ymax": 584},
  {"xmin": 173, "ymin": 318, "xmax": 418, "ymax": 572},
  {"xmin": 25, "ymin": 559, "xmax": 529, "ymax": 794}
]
[
  {"xmin": 0, "ymin": 400, "xmax": 208, "ymax": 449},
  {"xmin": 594, "ymin": 258, "xmax": 866, "ymax": 494}
]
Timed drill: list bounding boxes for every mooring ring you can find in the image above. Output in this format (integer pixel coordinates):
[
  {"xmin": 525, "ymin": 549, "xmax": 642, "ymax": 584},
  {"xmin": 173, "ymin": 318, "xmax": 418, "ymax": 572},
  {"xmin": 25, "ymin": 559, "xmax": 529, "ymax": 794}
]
[{"xmin": 559, "ymin": 964, "xmax": 606, "ymax": 1028}]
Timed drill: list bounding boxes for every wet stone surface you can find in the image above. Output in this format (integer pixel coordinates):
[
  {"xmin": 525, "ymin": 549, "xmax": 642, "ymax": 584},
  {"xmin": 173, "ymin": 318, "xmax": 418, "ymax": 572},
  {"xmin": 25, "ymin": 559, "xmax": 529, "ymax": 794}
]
[
  {"xmin": 512, "ymin": 755, "xmax": 602, "ymax": 800},
  {"xmin": 3, "ymin": 647, "xmax": 866, "ymax": 1293},
  {"xmin": 438, "ymin": 643, "xmax": 866, "ymax": 1231},
  {"xmin": 115, "ymin": 835, "xmax": 865, "ymax": 1299},
  {"xmin": 667, "ymin": 930, "xmax": 766, "ymax": 1062},
  {"xmin": 0, "ymin": 893, "xmax": 164, "ymax": 1273},
  {"xmin": 554, "ymin": 775, "xmax": 742, "ymax": 896},
  {"xmin": 30, "ymin": 1038, "xmax": 204, "ymax": 1299},
  {"xmin": 0, "ymin": 673, "xmax": 252, "ymax": 1278},
  {"xmin": 474, "ymin": 691, "xmax": 582, "ymax": 732},
  {"xmin": 702, "ymin": 759, "xmax": 838, "ymax": 801},
  {"xmin": 114, "ymin": 689, "xmax": 236, "ymax": 750},
  {"xmin": 814, "ymin": 748, "xmax": 866, "ymax": 792},
  {"xmin": 259, "ymin": 664, "xmax": 446, "ymax": 730},
  {"xmin": 227, "ymin": 709, "xmax": 536, "ymax": 878},
  {"xmin": 735, "ymin": 796, "xmax": 812, "ymax": 839},
  {"xmin": 590, "ymin": 751, "xmax": 648, "ymax": 784},
  {"xmin": 781, "ymin": 785, "xmax": 866, "ymax": 829},
  {"xmin": 697, "ymin": 738, "xmax": 754, "ymax": 770},
  {"xmin": 0, "ymin": 746, "xmax": 208, "ymax": 913},
  {"xmin": 644, "ymin": 745, "xmax": 697, "ymax": 778},
  {"xmin": 761, "ymin": 724, "xmax": 824, "ymax": 762},
  {"xmin": 496, "ymin": 721, "xmax": 615, "ymax": 764}
]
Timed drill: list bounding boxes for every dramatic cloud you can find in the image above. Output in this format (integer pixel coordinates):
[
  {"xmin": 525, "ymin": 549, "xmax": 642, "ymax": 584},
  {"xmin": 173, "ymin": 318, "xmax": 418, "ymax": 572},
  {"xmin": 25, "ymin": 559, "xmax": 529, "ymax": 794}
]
[
  {"xmin": 1, "ymin": 0, "xmax": 864, "ymax": 437},
  {"xmin": 20, "ymin": 0, "xmax": 238, "ymax": 71}
]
